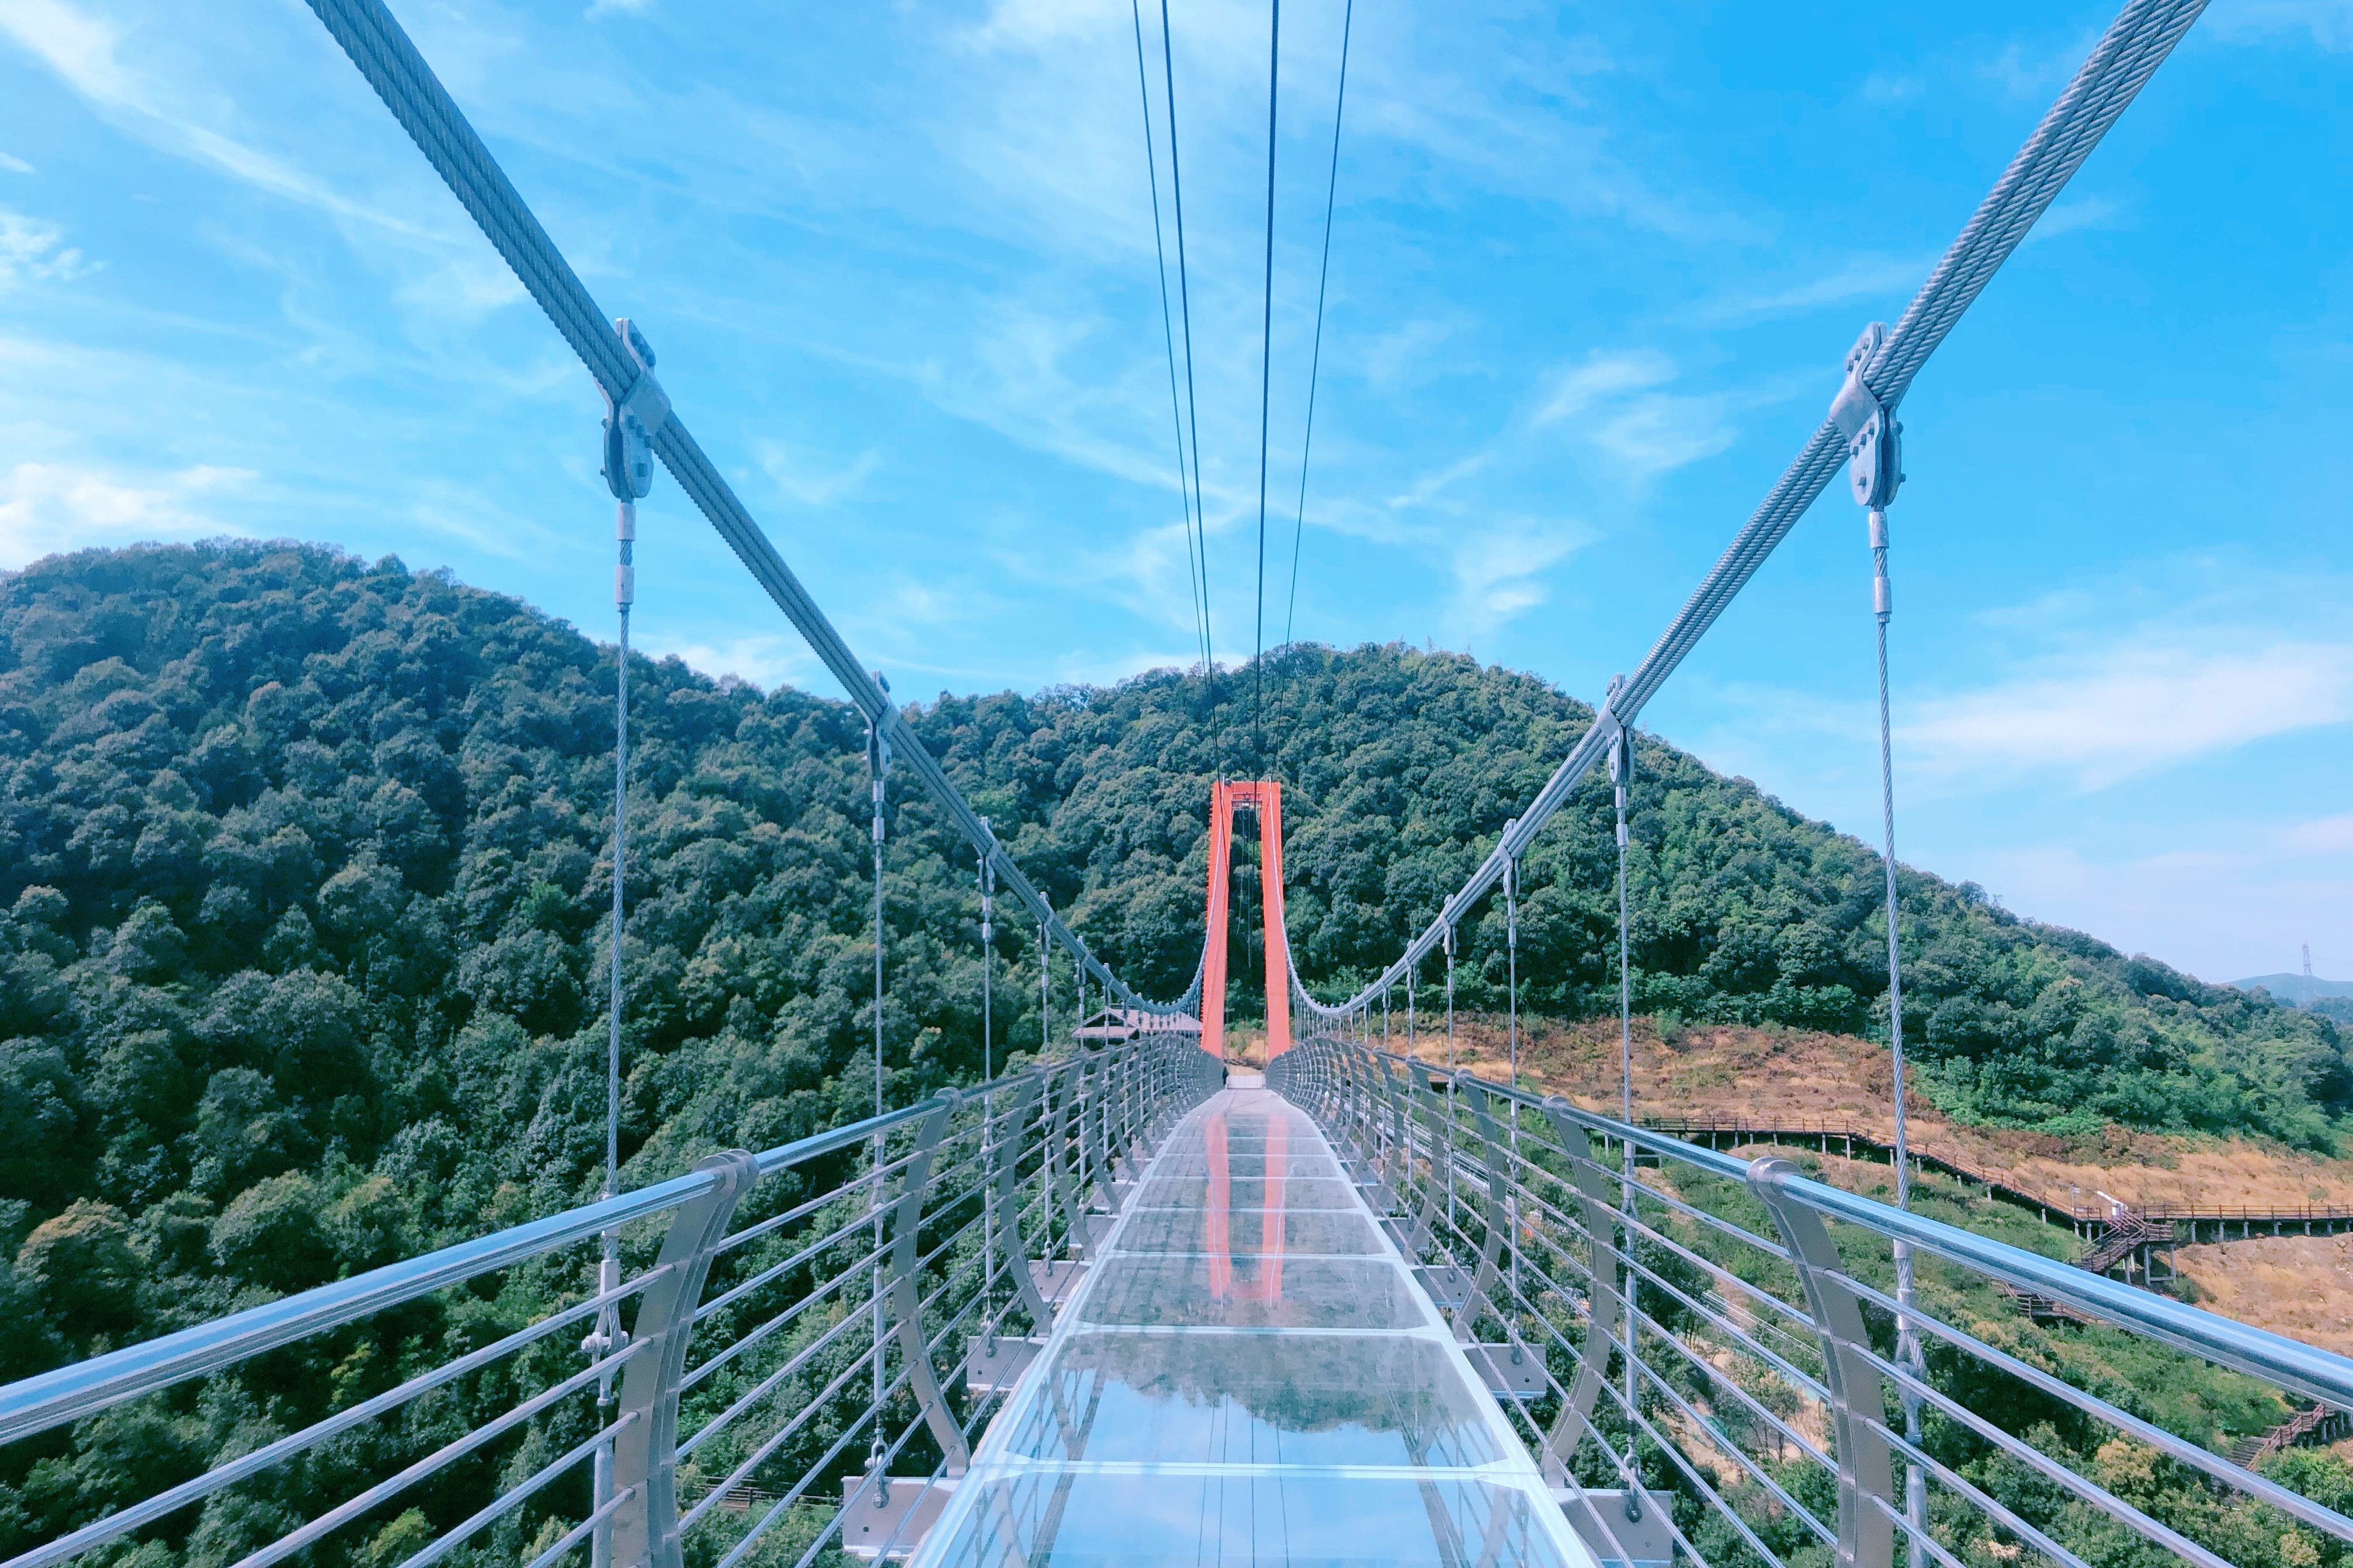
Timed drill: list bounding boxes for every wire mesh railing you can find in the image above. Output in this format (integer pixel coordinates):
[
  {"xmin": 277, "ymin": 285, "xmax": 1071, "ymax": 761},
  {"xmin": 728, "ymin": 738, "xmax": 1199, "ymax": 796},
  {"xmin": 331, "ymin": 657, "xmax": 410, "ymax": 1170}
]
[
  {"xmin": 1266, "ymin": 1031, "xmax": 2353, "ymax": 1568},
  {"xmin": 0, "ymin": 1036, "xmax": 1220, "ymax": 1568}
]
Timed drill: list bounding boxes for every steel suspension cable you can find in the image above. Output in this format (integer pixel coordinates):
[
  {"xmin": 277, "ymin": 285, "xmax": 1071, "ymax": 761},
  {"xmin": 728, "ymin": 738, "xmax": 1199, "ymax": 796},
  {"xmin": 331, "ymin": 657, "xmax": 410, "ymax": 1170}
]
[
  {"xmin": 1285, "ymin": 0, "xmax": 1352, "ymax": 653},
  {"xmin": 301, "ymin": 0, "xmax": 1188, "ymax": 1015},
  {"xmin": 1285, "ymin": 0, "xmax": 2209, "ymax": 1023},
  {"xmin": 1252, "ymin": 0, "xmax": 1282, "ymax": 768},
  {"xmin": 1129, "ymin": 0, "xmax": 1210, "ymax": 674}
]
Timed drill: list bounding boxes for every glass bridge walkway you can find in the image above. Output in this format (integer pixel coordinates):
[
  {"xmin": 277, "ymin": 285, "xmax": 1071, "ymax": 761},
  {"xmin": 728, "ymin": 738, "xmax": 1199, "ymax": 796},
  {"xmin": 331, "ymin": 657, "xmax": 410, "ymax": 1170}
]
[{"xmin": 915, "ymin": 1082, "xmax": 1592, "ymax": 1568}]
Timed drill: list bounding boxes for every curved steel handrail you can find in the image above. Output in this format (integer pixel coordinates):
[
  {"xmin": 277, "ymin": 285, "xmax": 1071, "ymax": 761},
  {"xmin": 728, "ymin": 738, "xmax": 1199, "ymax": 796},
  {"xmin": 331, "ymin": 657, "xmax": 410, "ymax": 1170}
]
[
  {"xmin": 0, "ymin": 1087, "xmax": 954, "ymax": 1445},
  {"xmin": 1289, "ymin": 1037, "xmax": 2353, "ymax": 1411}
]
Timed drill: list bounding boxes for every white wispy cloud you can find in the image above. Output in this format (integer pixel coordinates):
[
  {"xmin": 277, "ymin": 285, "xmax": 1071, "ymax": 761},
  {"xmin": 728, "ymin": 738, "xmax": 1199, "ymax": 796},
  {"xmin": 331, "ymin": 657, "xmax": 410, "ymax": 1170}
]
[
  {"xmin": 641, "ymin": 630, "xmax": 824, "ymax": 693},
  {"xmin": 2206, "ymin": 0, "xmax": 2353, "ymax": 50},
  {"xmin": 2024, "ymin": 195, "xmax": 2123, "ymax": 245},
  {"xmin": 0, "ymin": 460, "xmax": 255, "ymax": 566},
  {"xmin": 1902, "ymin": 639, "xmax": 2353, "ymax": 790},
  {"xmin": 1964, "ymin": 837, "xmax": 2353, "ymax": 985},
  {"xmin": 1688, "ymin": 254, "xmax": 1932, "ymax": 327},
  {"xmin": 0, "ymin": 151, "xmax": 33, "ymax": 174},
  {"xmin": 2285, "ymin": 814, "xmax": 2353, "ymax": 854},
  {"xmin": 0, "ymin": 0, "xmax": 435, "ymax": 239},
  {"xmin": 757, "ymin": 442, "xmax": 883, "ymax": 508},
  {"xmin": 1533, "ymin": 348, "xmax": 1741, "ymax": 480},
  {"xmin": 1443, "ymin": 515, "xmax": 1593, "ymax": 637},
  {"xmin": 1534, "ymin": 348, "xmax": 1675, "ymax": 425},
  {"xmin": 0, "ymin": 207, "xmax": 89, "ymax": 287}
]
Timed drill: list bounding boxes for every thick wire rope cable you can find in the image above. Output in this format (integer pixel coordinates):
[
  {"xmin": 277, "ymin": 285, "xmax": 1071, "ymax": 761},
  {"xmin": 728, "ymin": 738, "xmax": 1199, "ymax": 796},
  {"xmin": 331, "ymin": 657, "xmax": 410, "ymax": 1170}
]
[
  {"xmin": 300, "ymin": 0, "xmax": 1192, "ymax": 1014},
  {"xmin": 1129, "ymin": 0, "xmax": 1210, "ymax": 675},
  {"xmin": 1251, "ymin": 0, "xmax": 1282, "ymax": 771},
  {"xmin": 1283, "ymin": 0, "xmax": 1352, "ymax": 654},
  {"xmin": 1280, "ymin": 0, "xmax": 2210, "ymax": 1021}
]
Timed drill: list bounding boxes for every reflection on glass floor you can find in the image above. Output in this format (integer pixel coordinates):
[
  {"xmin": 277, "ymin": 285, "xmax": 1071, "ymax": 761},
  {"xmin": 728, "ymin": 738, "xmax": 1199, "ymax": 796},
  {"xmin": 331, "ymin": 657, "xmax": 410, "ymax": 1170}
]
[{"xmin": 916, "ymin": 1083, "xmax": 1595, "ymax": 1568}]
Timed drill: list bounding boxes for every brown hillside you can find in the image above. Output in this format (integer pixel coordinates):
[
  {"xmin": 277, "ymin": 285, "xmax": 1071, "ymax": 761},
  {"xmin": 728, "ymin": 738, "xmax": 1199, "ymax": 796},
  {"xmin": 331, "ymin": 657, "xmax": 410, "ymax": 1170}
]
[{"xmin": 1349, "ymin": 1011, "xmax": 2353, "ymax": 1213}]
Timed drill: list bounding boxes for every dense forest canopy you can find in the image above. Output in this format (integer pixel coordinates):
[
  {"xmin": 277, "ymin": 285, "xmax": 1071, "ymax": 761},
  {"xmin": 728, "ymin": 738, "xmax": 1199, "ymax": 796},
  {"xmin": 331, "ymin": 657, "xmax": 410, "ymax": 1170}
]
[
  {"xmin": 2, "ymin": 540, "xmax": 2348, "ymax": 1563},
  {"xmin": 0, "ymin": 540, "xmax": 2345, "ymax": 1375}
]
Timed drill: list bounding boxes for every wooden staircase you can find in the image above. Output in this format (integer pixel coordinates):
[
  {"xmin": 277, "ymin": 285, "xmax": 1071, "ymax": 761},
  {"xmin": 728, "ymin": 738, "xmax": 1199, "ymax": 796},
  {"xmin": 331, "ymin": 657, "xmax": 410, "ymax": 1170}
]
[{"xmin": 2229, "ymin": 1404, "xmax": 2351, "ymax": 1466}]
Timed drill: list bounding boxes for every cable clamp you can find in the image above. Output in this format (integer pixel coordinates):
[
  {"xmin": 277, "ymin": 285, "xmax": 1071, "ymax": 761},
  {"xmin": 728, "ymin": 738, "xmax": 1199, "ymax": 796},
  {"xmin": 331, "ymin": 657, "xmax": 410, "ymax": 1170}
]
[
  {"xmin": 1827, "ymin": 322, "xmax": 1903, "ymax": 509},
  {"xmin": 600, "ymin": 318, "xmax": 671, "ymax": 502}
]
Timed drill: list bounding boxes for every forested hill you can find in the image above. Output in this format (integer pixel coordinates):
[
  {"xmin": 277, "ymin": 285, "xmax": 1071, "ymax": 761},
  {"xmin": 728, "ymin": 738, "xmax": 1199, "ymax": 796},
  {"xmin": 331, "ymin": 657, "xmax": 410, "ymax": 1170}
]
[{"xmin": 0, "ymin": 542, "xmax": 2344, "ymax": 1369}]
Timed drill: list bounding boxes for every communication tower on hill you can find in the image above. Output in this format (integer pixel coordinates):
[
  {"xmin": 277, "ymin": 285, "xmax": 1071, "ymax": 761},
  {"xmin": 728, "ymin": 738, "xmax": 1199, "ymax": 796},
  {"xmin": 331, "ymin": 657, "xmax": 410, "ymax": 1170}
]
[{"xmin": 2305, "ymin": 943, "xmax": 2314, "ymax": 978}]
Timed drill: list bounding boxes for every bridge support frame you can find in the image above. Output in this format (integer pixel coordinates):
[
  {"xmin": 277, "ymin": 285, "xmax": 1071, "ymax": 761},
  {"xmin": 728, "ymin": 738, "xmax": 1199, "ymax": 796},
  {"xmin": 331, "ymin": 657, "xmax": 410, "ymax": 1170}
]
[{"xmin": 1202, "ymin": 780, "xmax": 1293, "ymax": 1060}]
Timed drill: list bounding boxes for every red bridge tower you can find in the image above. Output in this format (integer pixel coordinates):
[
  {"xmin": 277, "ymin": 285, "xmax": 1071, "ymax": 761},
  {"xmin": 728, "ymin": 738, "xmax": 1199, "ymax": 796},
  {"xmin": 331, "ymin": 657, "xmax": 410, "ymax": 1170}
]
[{"xmin": 1201, "ymin": 780, "xmax": 1292, "ymax": 1061}]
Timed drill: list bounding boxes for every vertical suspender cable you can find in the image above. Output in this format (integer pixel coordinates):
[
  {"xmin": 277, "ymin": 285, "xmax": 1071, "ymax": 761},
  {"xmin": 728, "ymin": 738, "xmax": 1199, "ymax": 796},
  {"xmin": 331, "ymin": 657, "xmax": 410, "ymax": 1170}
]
[
  {"xmin": 978, "ymin": 827, "xmax": 995, "ymax": 1306},
  {"xmin": 1251, "ymin": 0, "xmax": 1280, "ymax": 769},
  {"xmin": 1158, "ymin": 0, "xmax": 1212, "ymax": 681},
  {"xmin": 1504, "ymin": 827, "xmax": 1521, "ymax": 1298},
  {"xmin": 1875, "ymin": 507, "xmax": 1929, "ymax": 1568},
  {"xmin": 1443, "ymin": 918, "xmax": 1457, "ymax": 1254},
  {"xmin": 587, "ymin": 319, "xmax": 659, "ymax": 1568},
  {"xmin": 1504, "ymin": 828, "xmax": 1519, "ymax": 1088},
  {"xmin": 1611, "ymin": 705, "xmax": 1641, "ymax": 1505},
  {"xmin": 1831, "ymin": 315, "xmax": 1928, "ymax": 1565},
  {"xmin": 865, "ymin": 681, "xmax": 891, "ymax": 1476},
  {"xmin": 1284, "ymin": 0, "xmax": 1352, "ymax": 653},
  {"xmin": 1129, "ymin": 0, "xmax": 1210, "ymax": 675},
  {"xmin": 1040, "ymin": 918, "xmax": 1050, "ymax": 1052},
  {"xmin": 589, "ymin": 495, "xmax": 634, "ymax": 1568}
]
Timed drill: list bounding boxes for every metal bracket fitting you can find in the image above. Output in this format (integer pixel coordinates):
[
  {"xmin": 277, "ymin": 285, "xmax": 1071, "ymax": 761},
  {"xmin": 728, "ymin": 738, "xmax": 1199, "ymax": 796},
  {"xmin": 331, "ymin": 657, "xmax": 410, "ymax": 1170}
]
[
  {"xmin": 1827, "ymin": 322, "xmax": 1903, "ymax": 511},
  {"xmin": 601, "ymin": 318, "xmax": 671, "ymax": 503}
]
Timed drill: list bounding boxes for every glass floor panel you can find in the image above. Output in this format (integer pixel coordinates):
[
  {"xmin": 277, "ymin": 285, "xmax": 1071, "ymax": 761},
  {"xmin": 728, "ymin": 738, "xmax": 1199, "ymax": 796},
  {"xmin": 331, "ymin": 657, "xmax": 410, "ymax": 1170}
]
[
  {"xmin": 935, "ymin": 1472, "xmax": 1574, "ymax": 1568},
  {"xmin": 1115, "ymin": 1206, "xmax": 1384, "ymax": 1257},
  {"xmin": 914, "ymin": 1086, "xmax": 1592, "ymax": 1568},
  {"xmin": 1135, "ymin": 1177, "xmax": 1361, "ymax": 1210},
  {"xmin": 1151, "ymin": 1154, "xmax": 1345, "ymax": 1180},
  {"xmin": 1077, "ymin": 1254, "xmax": 1429, "ymax": 1330},
  {"xmin": 1002, "ymin": 1331, "xmax": 1505, "ymax": 1468}
]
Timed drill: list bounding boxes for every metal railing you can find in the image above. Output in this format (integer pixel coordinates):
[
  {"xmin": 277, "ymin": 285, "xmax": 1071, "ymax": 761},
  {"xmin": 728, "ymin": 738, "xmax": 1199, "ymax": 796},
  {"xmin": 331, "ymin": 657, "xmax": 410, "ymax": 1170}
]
[
  {"xmin": 1267, "ymin": 1032, "xmax": 2353, "ymax": 1568},
  {"xmin": 0, "ymin": 1036, "xmax": 1220, "ymax": 1568}
]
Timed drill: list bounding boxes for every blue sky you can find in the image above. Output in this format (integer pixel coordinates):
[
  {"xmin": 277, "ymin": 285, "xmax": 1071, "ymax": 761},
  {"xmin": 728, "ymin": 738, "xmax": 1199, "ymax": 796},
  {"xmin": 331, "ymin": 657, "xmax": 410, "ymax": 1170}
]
[{"xmin": 1, "ymin": 0, "xmax": 2347, "ymax": 985}]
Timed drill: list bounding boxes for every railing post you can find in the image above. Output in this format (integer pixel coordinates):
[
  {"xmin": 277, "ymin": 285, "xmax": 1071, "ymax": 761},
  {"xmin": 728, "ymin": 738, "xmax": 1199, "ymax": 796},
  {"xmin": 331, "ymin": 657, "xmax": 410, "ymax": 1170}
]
[
  {"xmin": 1402, "ymin": 1066, "xmax": 1455, "ymax": 1264},
  {"xmin": 1379, "ymin": 1055, "xmax": 1413, "ymax": 1196},
  {"xmin": 609, "ymin": 1149, "xmax": 759, "ymax": 1568},
  {"xmin": 1538, "ymin": 1099, "xmax": 1627, "ymax": 1487},
  {"xmin": 1748, "ymin": 1156, "xmax": 1900, "ymax": 1568},
  {"xmin": 890, "ymin": 1091, "xmax": 971, "ymax": 1476},
  {"xmin": 991, "ymin": 1073, "xmax": 1057, "ymax": 1331},
  {"xmin": 1355, "ymin": 1043, "xmax": 1386, "ymax": 1176},
  {"xmin": 1454, "ymin": 1074, "xmax": 1514, "ymax": 1342},
  {"xmin": 1080, "ymin": 1045, "xmax": 1118, "ymax": 1215},
  {"xmin": 1047, "ymin": 1058, "xmax": 1091, "ymax": 1257}
]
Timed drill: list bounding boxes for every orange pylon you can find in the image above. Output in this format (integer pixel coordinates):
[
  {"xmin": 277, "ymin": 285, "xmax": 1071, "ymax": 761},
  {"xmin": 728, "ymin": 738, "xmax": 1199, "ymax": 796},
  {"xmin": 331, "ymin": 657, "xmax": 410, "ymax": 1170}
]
[{"xmin": 1200, "ymin": 780, "xmax": 1293, "ymax": 1060}]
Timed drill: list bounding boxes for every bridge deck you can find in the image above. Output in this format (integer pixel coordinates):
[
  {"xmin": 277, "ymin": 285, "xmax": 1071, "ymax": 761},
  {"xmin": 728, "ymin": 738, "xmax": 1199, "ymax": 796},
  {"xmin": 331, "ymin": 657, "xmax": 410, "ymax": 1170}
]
[{"xmin": 918, "ymin": 1083, "xmax": 1594, "ymax": 1567}]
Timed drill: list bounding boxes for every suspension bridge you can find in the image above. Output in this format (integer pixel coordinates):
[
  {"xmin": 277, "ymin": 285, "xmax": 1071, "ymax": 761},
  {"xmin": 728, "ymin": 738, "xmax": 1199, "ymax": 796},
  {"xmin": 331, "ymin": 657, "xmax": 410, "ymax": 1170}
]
[{"xmin": 5, "ymin": 1, "xmax": 2351, "ymax": 1567}]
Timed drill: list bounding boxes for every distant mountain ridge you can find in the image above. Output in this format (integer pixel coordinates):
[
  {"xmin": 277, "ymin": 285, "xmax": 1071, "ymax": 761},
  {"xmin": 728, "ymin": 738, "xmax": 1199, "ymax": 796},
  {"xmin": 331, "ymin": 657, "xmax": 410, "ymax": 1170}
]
[{"xmin": 2236, "ymin": 973, "xmax": 2353, "ymax": 1005}]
